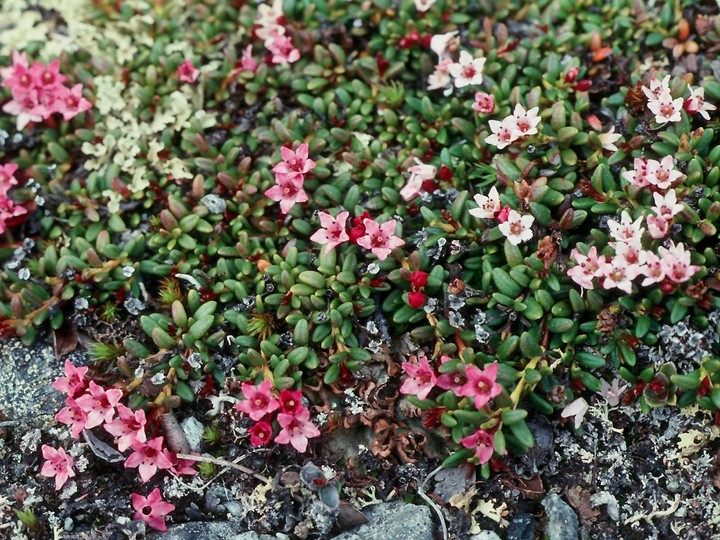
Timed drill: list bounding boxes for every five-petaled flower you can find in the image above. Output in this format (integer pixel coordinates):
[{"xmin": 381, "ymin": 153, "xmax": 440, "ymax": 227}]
[
  {"xmin": 356, "ymin": 218, "xmax": 405, "ymax": 261},
  {"xmin": 469, "ymin": 186, "xmax": 501, "ymax": 219},
  {"xmin": 460, "ymin": 428, "xmax": 495, "ymax": 464},
  {"xmin": 249, "ymin": 421, "xmax": 274, "ymax": 446},
  {"xmin": 176, "ymin": 60, "xmax": 200, "ymax": 83},
  {"xmin": 274, "ymin": 408, "xmax": 321, "ymax": 453},
  {"xmin": 310, "ymin": 211, "xmax": 350, "ymax": 253},
  {"xmin": 459, "ymin": 363, "xmax": 503, "ymax": 409},
  {"xmin": 75, "ymin": 381, "xmax": 123, "ymax": 429},
  {"xmin": 124, "ymin": 437, "xmax": 174, "ymax": 483},
  {"xmin": 40, "ymin": 445, "xmax": 75, "ymax": 491},
  {"xmin": 236, "ymin": 380, "xmax": 280, "ymax": 421},
  {"xmin": 400, "ymin": 356, "xmax": 437, "ymax": 400},
  {"xmin": 132, "ymin": 488, "xmax": 175, "ymax": 532},
  {"xmin": 498, "ymin": 209, "xmax": 535, "ymax": 245},
  {"xmin": 104, "ymin": 404, "xmax": 147, "ymax": 452},
  {"xmin": 448, "ymin": 51, "xmax": 485, "ymax": 88},
  {"xmin": 51, "ymin": 359, "xmax": 89, "ymax": 398}
]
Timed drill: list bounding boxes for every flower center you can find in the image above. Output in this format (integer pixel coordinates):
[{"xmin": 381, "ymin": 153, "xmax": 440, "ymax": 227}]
[
  {"xmin": 372, "ymin": 234, "xmax": 385, "ymax": 247},
  {"xmin": 462, "ymin": 66, "xmax": 476, "ymax": 79},
  {"xmin": 510, "ymin": 222, "xmax": 523, "ymax": 235},
  {"xmin": 660, "ymin": 103, "xmax": 675, "ymax": 117}
]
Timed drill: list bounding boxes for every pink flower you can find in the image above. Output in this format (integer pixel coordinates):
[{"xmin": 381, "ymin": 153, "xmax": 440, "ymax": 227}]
[
  {"xmin": 640, "ymin": 251, "xmax": 666, "ymax": 286},
  {"xmin": 40, "ymin": 445, "xmax": 75, "ymax": 491},
  {"xmin": 278, "ymin": 389, "xmax": 304, "ymax": 416},
  {"xmin": 684, "ymin": 86, "xmax": 716, "ymax": 120},
  {"xmin": 561, "ymin": 397, "xmax": 589, "ymax": 429},
  {"xmin": 622, "ymin": 157, "xmax": 652, "ymax": 189},
  {"xmin": 460, "ymin": 429, "xmax": 495, "ymax": 464},
  {"xmin": 485, "ymin": 117, "xmax": 519, "ymax": 149},
  {"xmin": 266, "ymin": 34, "xmax": 300, "ymax": 64},
  {"xmin": 641, "ymin": 75, "xmax": 671, "ymax": 101},
  {"xmin": 597, "ymin": 377, "xmax": 628, "ymax": 407},
  {"xmin": 0, "ymin": 163, "xmax": 19, "ymax": 193},
  {"xmin": 448, "ymin": 51, "xmax": 485, "ymax": 88},
  {"xmin": 659, "ymin": 241, "xmax": 700, "ymax": 284},
  {"xmin": 177, "ymin": 60, "xmax": 200, "ymax": 83},
  {"xmin": 56, "ymin": 84, "xmax": 92, "ymax": 121},
  {"xmin": 132, "ymin": 488, "xmax": 175, "ymax": 532},
  {"xmin": 435, "ymin": 356, "xmax": 466, "ymax": 391},
  {"xmin": 647, "ymin": 156, "xmax": 682, "ymax": 190},
  {"xmin": 124, "ymin": 437, "xmax": 174, "ymax": 483},
  {"xmin": 272, "ymin": 143, "xmax": 315, "ymax": 182},
  {"xmin": 652, "ymin": 190, "xmax": 683, "ymax": 220},
  {"xmin": 458, "ymin": 363, "xmax": 502, "ymax": 409},
  {"xmin": 598, "ymin": 256, "xmax": 639, "ymax": 295},
  {"xmin": 496, "ymin": 205, "xmax": 511, "ymax": 222},
  {"xmin": 427, "ymin": 59, "xmax": 453, "ymax": 91},
  {"xmin": 249, "ymin": 421, "xmax": 274, "ymax": 446},
  {"xmin": 51, "ymin": 359, "xmax": 89, "ymax": 398},
  {"xmin": 74, "ymin": 381, "xmax": 123, "ymax": 429},
  {"xmin": 168, "ymin": 454, "xmax": 197, "ymax": 476},
  {"xmin": 264, "ymin": 175, "xmax": 308, "ymax": 214},
  {"xmin": 241, "ymin": 45, "xmax": 258, "ymax": 72},
  {"xmin": 235, "ymin": 380, "xmax": 280, "ymax": 421},
  {"xmin": 103, "ymin": 404, "xmax": 147, "ymax": 452},
  {"xmin": 274, "ymin": 408, "xmax": 321, "ymax": 453},
  {"xmin": 498, "ymin": 209, "xmax": 534, "ymax": 245},
  {"xmin": 310, "ymin": 211, "xmax": 349, "ymax": 253},
  {"xmin": 472, "ymin": 92, "xmax": 495, "ymax": 113},
  {"xmin": 567, "ymin": 246, "xmax": 605, "ymax": 290},
  {"xmin": 55, "ymin": 398, "xmax": 89, "ymax": 439},
  {"xmin": 401, "ymin": 158, "xmax": 437, "ymax": 201},
  {"xmin": 400, "ymin": 356, "xmax": 437, "ymax": 401},
  {"xmin": 357, "ymin": 218, "xmax": 405, "ymax": 261}
]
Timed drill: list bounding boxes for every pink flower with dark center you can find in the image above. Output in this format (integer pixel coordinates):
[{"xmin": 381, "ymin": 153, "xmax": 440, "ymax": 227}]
[
  {"xmin": 459, "ymin": 363, "xmax": 502, "ymax": 409},
  {"xmin": 274, "ymin": 408, "xmax": 321, "ymax": 453},
  {"xmin": 278, "ymin": 389, "xmax": 304, "ymax": 416},
  {"xmin": 400, "ymin": 356, "xmax": 437, "ymax": 401},
  {"xmin": 598, "ymin": 256, "xmax": 639, "ymax": 294},
  {"xmin": 659, "ymin": 241, "xmax": 700, "ymax": 284},
  {"xmin": 567, "ymin": 246, "xmax": 605, "ymax": 290},
  {"xmin": 435, "ymin": 356, "xmax": 466, "ymax": 391},
  {"xmin": 132, "ymin": 488, "xmax": 175, "ymax": 532},
  {"xmin": 249, "ymin": 421, "xmax": 274, "ymax": 446},
  {"xmin": 168, "ymin": 454, "xmax": 197, "ymax": 476},
  {"xmin": 51, "ymin": 359, "xmax": 89, "ymax": 398},
  {"xmin": 614, "ymin": 241, "xmax": 647, "ymax": 268},
  {"xmin": 55, "ymin": 398, "xmax": 89, "ymax": 439},
  {"xmin": 448, "ymin": 51, "xmax": 485, "ymax": 87},
  {"xmin": 0, "ymin": 163, "xmax": 19, "ymax": 194},
  {"xmin": 40, "ymin": 445, "xmax": 75, "ymax": 491},
  {"xmin": 75, "ymin": 381, "xmax": 123, "ymax": 429},
  {"xmin": 272, "ymin": 143, "xmax": 315, "ymax": 181},
  {"xmin": 400, "ymin": 158, "xmax": 437, "ymax": 201},
  {"xmin": 652, "ymin": 190, "xmax": 684, "ymax": 220},
  {"xmin": 640, "ymin": 251, "xmax": 666, "ymax": 286},
  {"xmin": 357, "ymin": 218, "xmax": 405, "ymax": 261},
  {"xmin": 621, "ymin": 157, "xmax": 652, "ymax": 189},
  {"xmin": 647, "ymin": 156, "xmax": 682, "ymax": 190},
  {"xmin": 472, "ymin": 92, "xmax": 495, "ymax": 113},
  {"xmin": 607, "ymin": 211, "xmax": 644, "ymax": 244},
  {"xmin": 264, "ymin": 175, "xmax": 308, "ymax": 214},
  {"xmin": 310, "ymin": 211, "xmax": 350, "ymax": 253},
  {"xmin": 460, "ymin": 428, "xmax": 495, "ymax": 464},
  {"xmin": 647, "ymin": 90, "xmax": 683, "ymax": 123},
  {"xmin": 177, "ymin": 60, "xmax": 200, "ymax": 83},
  {"xmin": 485, "ymin": 117, "xmax": 519, "ymax": 149},
  {"xmin": 646, "ymin": 214, "xmax": 669, "ymax": 239},
  {"xmin": 641, "ymin": 75, "xmax": 671, "ymax": 101},
  {"xmin": 498, "ymin": 209, "xmax": 534, "ymax": 245},
  {"xmin": 103, "ymin": 404, "xmax": 147, "ymax": 452},
  {"xmin": 496, "ymin": 205, "xmax": 511, "ymax": 222},
  {"xmin": 235, "ymin": 380, "xmax": 280, "ymax": 421},
  {"xmin": 56, "ymin": 84, "xmax": 92, "ymax": 121},
  {"xmin": 124, "ymin": 437, "xmax": 174, "ymax": 483},
  {"xmin": 267, "ymin": 34, "xmax": 300, "ymax": 64},
  {"xmin": 31, "ymin": 59, "xmax": 66, "ymax": 88}
]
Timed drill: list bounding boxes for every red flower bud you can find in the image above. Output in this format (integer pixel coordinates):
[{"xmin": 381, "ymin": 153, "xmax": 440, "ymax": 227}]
[
  {"xmin": 348, "ymin": 227, "xmax": 365, "ymax": 244},
  {"xmin": 573, "ymin": 79, "xmax": 592, "ymax": 92},
  {"xmin": 422, "ymin": 34, "xmax": 432, "ymax": 48},
  {"xmin": 496, "ymin": 205, "xmax": 511, "ymax": 223},
  {"xmin": 565, "ymin": 66, "xmax": 579, "ymax": 83},
  {"xmin": 660, "ymin": 281, "xmax": 676, "ymax": 294},
  {"xmin": 438, "ymin": 165, "xmax": 453, "ymax": 181},
  {"xmin": 408, "ymin": 291, "xmax": 426, "ymax": 309},
  {"xmin": 421, "ymin": 179, "xmax": 438, "ymax": 193},
  {"xmin": 410, "ymin": 271, "xmax": 429, "ymax": 289}
]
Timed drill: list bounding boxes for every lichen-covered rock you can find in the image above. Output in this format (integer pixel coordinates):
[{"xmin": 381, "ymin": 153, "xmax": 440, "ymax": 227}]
[
  {"xmin": 542, "ymin": 493, "xmax": 579, "ymax": 540},
  {"xmin": 331, "ymin": 502, "xmax": 433, "ymax": 540}
]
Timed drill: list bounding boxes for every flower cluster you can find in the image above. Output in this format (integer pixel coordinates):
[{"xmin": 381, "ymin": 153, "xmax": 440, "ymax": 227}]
[
  {"xmin": 236, "ymin": 381, "xmax": 320, "ymax": 453},
  {"xmin": 485, "ymin": 104, "xmax": 541, "ymax": 149},
  {"xmin": 50, "ymin": 360, "xmax": 193, "ymax": 530},
  {"xmin": 400, "ymin": 158, "xmax": 437, "ymax": 201},
  {"xmin": 641, "ymin": 75, "xmax": 715, "ymax": 124},
  {"xmin": 568, "ymin": 211, "xmax": 700, "ymax": 294},
  {"xmin": 312, "ymin": 209, "xmax": 405, "ymax": 261},
  {"xmin": 0, "ymin": 163, "xmax": 27, "ymax": 234},
  {"xmin": 470, "ymin": 186, "xmax": 535, "ymax": 245},
  {"xmin": 427, "ymin": 33, "xmax": 487, "ymax": 92},
  {"xmin": 407, "ymin": 270, "xmax": 428, "ymax": 309},
  {"xmin": 255, "ymin": 0, "xmax": 300, "ymax": 64},
  {"xmin": 264, "ymin": 143, "xmax": 314, "ymax": 213},
  {"xmin": 0, "ymin": 51, "xmax": 91, "ymax": 130}
]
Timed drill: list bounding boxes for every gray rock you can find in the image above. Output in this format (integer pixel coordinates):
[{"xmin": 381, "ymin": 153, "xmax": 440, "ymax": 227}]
[
  {"xmin": 0, "ymin": 338, "xmax": 64, "ymax": 422},
  {"xmin": 542, "ymin": 493, "xmax": 579, "ymax": 540},
  {"xmin": 331, "ymin": 501, "xmax": 433, "ymax": 540},
  {"xmin": 180, "ymin": 417, "xmax": 205, "ymax": 451},
  {"xmin": 154, "ymin": 521, "xmax": 244, "ymax": 539},
  {"xmin": 507, "ymin": 512, "xmax": 534, "ymax": 540}
]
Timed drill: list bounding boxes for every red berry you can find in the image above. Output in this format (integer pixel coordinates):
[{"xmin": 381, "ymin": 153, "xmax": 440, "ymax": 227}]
[{"xmin": 408, "ymin": 291, "xmax": 426, "ymax": 309}]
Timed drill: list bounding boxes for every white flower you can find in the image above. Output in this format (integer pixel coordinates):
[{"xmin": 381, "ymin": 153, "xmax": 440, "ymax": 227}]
[
  {"xmin": 414, "ymin": 0, "xmax": 436, "ymax": 12},
  {"xmin": 469, "ymin": 186, "xmax": 501, "ymax": 219},
  {"xmin": 597, "ymin": 378, "xmax": 628, "ymax": 407},
  {"xmin": 685, "ymin": 86, "xmax": 717, "ymax": 121},
  {"xmin": 430, "ymin": 31, "xmax": 458, "ymax": 61},
  {"xmin": 498, "ymin": 209, "xmax": 534, "ymax": 245},
  {"xmin": 641, "ymin": 75, "xmax": 671, "ymax": 101},
  {"xmin": 561, "ymin": 397, "xmax": 589, "ymax": 429},
  {"xmin": 510, "ymin": 104, "xmax": 541, "ymax": 137},
  {"xmin": 607, "ymin": 211, "xmax": 644, "ymax": 244},
  {"xmin": 400, "ymin": 158, "xmax": 436, "ymax": 201},
  {"xmin": 647, "ymin": 90, "xmax": 683, "ymax": 123},
  {"xmin": 652, "ymin": 189, "xmax": 684, "ymax": 220},
  {"xmin": 427, "ymin": 59, "xmax": 453, "ymax": 92},
  {"xmin": 448, "ymin": 51, "xmax": 485, "ymax": 88},
  {"xmin": 485, "ymin": 117, "xmax": 519, "ymax": 149},
  {"xmin": 598, "ymin": 126, "xmax": 622, "ymax": 152}
]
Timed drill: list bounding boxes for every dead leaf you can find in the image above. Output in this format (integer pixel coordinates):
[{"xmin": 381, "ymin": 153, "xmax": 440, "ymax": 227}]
[
  {"xmin": 53, "ymin": 323, "xmax": 79, "ymax": 358},
  {"xmin": 82, "ymin": 429, "xmax": 124, "ymax": 463},
  {"xmin": 335, "ymin": 502, "xmax": 368, "ymax": 530},
  {"xmin": 566, "ymin": 485, "xmax": 599, "ymax": 526}
]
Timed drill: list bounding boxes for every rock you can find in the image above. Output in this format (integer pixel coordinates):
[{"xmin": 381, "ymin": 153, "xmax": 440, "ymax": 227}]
[
  {"xmin": 507, "ymin": 512, "xmax": 535, "ymax": 540},
  {"xmin": 153, "ymin": 521, "xmax": 245, "ymax": 539},
  {"xmin": 432, "ymin": 465, "xmax": 475, "ymax": 502},
  {"xmin": 180, "ymin": 417, "xmax": 204, "ymax": 451},
  {"xmin": 331, "ymin": 501, "xmax": 434, "ymax": 540},
  {"xmin": 542, "ymin": 493, "xmax": 579, "ymax": 540},
  {"xmin": 0, "ymin": 338, "xmax": 65, "ymax": 422},
  {"xmin": 470, "ymin": 531, "xmax": 502, "ymax": 540}
]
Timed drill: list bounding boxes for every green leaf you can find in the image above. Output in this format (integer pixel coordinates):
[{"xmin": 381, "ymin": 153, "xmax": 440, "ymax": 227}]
[
  {"xmin": 123, "ymin": 338, "xmax": 150, "ymax": 359},
  {"xmin": 492, "ymin": 267, "xmax": 523, "ymax": 297},
  {"xmin": 188, "ymin": 315, "xmax": 215, "ymax": 341},
  {"xmin": 509, "ymin": 420, "xmax": 535, "ymax": 449},
  {"xmin": 152, "ymin": 327, "xmax": 176, "ymax": 349},
  {"xmin": 501, "ymin": 409, "xmax": 528, "ymax": 426}
]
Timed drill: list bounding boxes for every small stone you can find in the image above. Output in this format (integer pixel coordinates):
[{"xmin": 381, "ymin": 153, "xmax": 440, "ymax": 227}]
[
  {"xmin": 64, "ymin": 517, "xmax": 74, "ymax": 532},
  {"xmin": 331, "ymin": 501, "xmax": 433, "ymax": 540},
  {"xmin": 542, "ymin": 493, "xmax": 579, "ymax": 540},
  {"xmin": 180, "ymin": 417, "xmax": 205, "ymax": 452},
  {"xmin": 507, "ymin": 512, "xmax": 534, "ymax": 540},
  {"xmin": 201, "ymin": 194, "xmax": 227, "ymax": 214}
]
